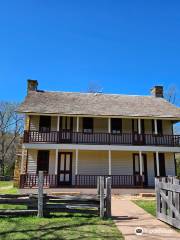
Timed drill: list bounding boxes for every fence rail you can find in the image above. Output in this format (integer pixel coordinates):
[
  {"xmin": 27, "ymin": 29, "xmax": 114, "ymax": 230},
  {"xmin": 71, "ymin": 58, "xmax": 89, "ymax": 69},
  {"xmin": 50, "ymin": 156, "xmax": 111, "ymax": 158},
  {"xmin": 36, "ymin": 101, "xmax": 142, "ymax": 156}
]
[
  {"xmin": 155, "ymin": 176, "xmax": 180, "ymax": 229},
  {"xmin": 0, "ymin": 172, "xmax": 112, "ymax": 218},
  {"xmin": 23, "ymin": 130, "xmax": 180, "ymax": 146}
]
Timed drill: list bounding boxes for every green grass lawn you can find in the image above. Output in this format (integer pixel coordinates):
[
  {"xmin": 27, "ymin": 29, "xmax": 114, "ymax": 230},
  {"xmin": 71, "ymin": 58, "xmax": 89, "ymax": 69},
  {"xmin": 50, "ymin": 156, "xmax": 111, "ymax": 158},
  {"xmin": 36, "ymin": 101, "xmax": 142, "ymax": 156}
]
[
  {"xmin": 0, "ymin": 212, "xmax": 123, "ymax": 240},
  {"xmin": 0, "ymin": 181, "xmax": 123, "ymax": 240},
  {"xmin": 0, "ymin": 181, "xmax": 18, "ymax": 194},
  {"xmin": 0, "ymin": 181, "xmax": 14, "ymax": 187},
  {"xmin": 133, "ymin": 200, "xmax": 156, "ymax": 217}
]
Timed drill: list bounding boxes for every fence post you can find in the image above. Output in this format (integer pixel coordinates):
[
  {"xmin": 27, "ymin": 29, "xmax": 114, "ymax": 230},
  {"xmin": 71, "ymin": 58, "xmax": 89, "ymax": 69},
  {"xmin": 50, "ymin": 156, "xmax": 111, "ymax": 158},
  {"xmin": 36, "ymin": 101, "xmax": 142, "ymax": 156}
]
[
  {"xmin": 97, "ymin": 176, "xmax": 100, "ymax": 195},
  {"xmin": 155, "ymin": 178, "xmax": 160, "ymax": 217},
  {"xmin": 37, "ymin": 171, "xmax": 44, "ymax": 217},
  {"xmin": 106, "ymin": 177, "xmax": 111, "ymax": 217},
  {"xmin": 168, "ymin": 177, "xmax": 173, "ymax": 218},
  {"xmin": 100, "ymin": 176, "xmax": 104, "ymax": 218}
]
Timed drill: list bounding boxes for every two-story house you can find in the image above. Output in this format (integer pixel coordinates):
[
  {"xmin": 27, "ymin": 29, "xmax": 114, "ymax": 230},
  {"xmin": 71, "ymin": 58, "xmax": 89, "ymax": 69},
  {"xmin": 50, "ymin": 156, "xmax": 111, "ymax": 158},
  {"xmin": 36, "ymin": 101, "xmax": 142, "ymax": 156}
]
[{"xmin": 18, "ymin": 80, "xmax": 180, "ymax": 188}]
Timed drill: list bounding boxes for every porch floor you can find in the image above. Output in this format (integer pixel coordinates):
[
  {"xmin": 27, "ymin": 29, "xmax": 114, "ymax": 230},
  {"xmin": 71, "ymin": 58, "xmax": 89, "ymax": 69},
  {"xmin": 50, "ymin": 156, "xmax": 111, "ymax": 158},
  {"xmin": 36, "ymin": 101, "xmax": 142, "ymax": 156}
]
[{"xmin": 19, "ymin": 187, "xmax": 155, "ymax": 195}]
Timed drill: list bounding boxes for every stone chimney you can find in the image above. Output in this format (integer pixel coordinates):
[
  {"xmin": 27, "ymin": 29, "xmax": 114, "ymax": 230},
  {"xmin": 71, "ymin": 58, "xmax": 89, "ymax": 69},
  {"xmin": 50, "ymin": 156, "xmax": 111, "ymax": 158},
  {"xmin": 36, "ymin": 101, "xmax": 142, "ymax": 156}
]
[
  {"xmin": 151, "ymin": 86, "xmax": 164, "ymax": 98},
  {"xmin": 27, "ymin": 79, "xmax": 38, "ymax": 93}
]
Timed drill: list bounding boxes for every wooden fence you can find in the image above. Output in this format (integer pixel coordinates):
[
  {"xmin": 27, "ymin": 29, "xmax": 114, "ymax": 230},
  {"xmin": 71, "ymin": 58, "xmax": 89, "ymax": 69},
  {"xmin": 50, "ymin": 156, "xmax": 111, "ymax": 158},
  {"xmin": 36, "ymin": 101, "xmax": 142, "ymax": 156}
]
[
  {"xmin": 0, "ymin": 172, "xmax": 111, "ymax": 218},
  {"xmin": 155, "ymin": 176, "xmax": 180, "ymax": 229}
]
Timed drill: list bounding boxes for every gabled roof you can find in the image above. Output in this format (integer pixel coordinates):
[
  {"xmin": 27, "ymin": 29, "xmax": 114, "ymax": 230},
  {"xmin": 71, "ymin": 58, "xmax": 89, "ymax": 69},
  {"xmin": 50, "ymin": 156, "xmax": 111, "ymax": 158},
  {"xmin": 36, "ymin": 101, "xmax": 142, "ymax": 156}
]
[{"xmin": 17, "ymin": 90, "xmax": 180, "ymax": 119}]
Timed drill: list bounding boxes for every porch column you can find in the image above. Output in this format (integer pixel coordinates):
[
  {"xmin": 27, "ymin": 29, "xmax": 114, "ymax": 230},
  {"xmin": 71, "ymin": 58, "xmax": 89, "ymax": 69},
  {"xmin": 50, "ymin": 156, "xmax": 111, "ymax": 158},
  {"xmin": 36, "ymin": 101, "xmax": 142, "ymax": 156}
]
[
  {"xmin": 55, "ymin": 149, "xmax": 58, "ymax": 175},
  {"xmin": 139, "ymin": 151, "xmax": 143, "ymax": 176},
  {"xmin": 75, "ymin": 149, "xmax": 79, "ymax": 175},
  {"xmin": 77, "ymin": 117, "xmax": 79, "ymax": 132},
  {"xmin": 155, "ymin": 151, "xmax": 160, "ymax": 176},
  {"xmin": 57, "ymin": 116, "xmax": 60, "ymax": 131},
  {"xmin": 154, "ymin": 119, "xmax": 158, "ymax": 134},
  {"xmin": 108, "ymin": 118, "xmax": 111, "ymax": 133},
  {"xmin": 108, "ymin": 150, "xmax": 112, "ymax": 175},
  {"xmin": 138, "ymin": 118, "xmax": 141, "ymax": 134}
]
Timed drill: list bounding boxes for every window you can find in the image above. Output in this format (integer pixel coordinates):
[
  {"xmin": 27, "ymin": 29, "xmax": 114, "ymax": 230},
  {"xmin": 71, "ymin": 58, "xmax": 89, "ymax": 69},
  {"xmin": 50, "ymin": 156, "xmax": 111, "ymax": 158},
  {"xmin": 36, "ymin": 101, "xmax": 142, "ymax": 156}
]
[
  {"xmin": 111, "ymin": 118, "xmax": 122, "ymax": 134},
  {"xmin": 83, "ymin": 118, "xmax": 93, "ymax": 133},
  {"xmin": 37, "ymin": 150, "xmax": 49, "ymax": 173},
  {"xmin": 39, "ymin": 116, "xmax": 51, "ymax": 132}
]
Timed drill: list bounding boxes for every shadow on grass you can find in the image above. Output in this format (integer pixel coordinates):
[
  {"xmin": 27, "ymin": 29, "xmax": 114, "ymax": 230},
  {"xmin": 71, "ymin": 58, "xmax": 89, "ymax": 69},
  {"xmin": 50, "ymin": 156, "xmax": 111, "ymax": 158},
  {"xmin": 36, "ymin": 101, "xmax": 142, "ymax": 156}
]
[
  {"xmin": 0, "ymin": 221, "xmax": 119, "ymax": 240},
  {"xmin": 0, "ymin": 214, "xmax": 122, "ymax": 240}
]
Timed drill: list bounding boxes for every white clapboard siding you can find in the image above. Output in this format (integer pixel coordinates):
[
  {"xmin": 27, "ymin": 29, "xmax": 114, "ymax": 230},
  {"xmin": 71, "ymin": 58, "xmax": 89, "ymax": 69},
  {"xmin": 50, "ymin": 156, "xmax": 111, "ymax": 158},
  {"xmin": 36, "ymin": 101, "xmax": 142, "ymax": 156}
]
[
  {"xmin": 146, "ymin": 152, "xmax": 155, "ymax": 186},
  {"xmin": 51, "ymin": 116, "xmax": 57, "ymax": 131},
  {"xmin": 122, "ymin": 119, "xmax": 132, "ymax": 133},
  {"xmin": 30, "ymin": 116, "xmax": 39, "ymax": 131},
  {"xmin": 165, "ymin": 152, "xmax": 176, "ymax": 176},
  {"xmin": 78, "ymin": 150, "xmax": 109, "ymax": 175},
  {"xmin": 111, "ymin": 152, "xmax": 133, "ymax": 175}
]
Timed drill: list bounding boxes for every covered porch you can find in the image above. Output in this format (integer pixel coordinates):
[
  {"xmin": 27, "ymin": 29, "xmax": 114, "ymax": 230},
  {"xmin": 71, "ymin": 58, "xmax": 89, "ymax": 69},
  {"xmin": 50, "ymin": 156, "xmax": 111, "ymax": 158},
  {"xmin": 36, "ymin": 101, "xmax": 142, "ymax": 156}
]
[{"xmin": 20, "ymin": 148, "xmax": 176, "ymax": 188}]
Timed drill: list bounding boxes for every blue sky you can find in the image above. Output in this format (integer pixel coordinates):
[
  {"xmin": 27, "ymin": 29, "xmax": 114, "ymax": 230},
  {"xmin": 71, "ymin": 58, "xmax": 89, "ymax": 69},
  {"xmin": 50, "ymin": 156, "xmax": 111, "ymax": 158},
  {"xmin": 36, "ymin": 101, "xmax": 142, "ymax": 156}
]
[{"xmin": 0, "ymin": 0, "xmax": 180, "ymax": 102}]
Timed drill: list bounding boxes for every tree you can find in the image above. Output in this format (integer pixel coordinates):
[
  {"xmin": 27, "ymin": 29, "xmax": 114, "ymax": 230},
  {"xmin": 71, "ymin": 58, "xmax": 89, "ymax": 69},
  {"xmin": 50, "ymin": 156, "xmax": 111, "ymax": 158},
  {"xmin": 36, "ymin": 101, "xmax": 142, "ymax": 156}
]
[
  {"xmin": 87, "ymin": 81, "xmax": 103, "ymax": 93},
  {"xmin": 0, "ymin": 101, "xmax": 24, "ymax": 176},
  {"xmin": 164, "ymin": 85, "xmax": 180, "ymax": 134},
  {"xmin": 164, "ymin": 85, "xmax": 180, "ymax": 106}
]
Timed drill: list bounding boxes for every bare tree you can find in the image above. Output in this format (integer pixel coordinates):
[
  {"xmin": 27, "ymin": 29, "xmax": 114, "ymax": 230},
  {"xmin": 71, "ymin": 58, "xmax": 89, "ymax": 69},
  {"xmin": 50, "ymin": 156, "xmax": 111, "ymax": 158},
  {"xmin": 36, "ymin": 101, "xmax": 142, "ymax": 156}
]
[
  {"xmin": 0, "ymin": 102, "xmax": 24, "ymax": 176},
  {"xmin": 164, "ymin": 85, "xmax": 180, "ymax": 134},
  {"xmin": 87, "ymin": 81, "xmax": 103, "ymax": 93},
  {"xmin": 165, "ymin": 85, "xmax": 180, "ymax": 106}
]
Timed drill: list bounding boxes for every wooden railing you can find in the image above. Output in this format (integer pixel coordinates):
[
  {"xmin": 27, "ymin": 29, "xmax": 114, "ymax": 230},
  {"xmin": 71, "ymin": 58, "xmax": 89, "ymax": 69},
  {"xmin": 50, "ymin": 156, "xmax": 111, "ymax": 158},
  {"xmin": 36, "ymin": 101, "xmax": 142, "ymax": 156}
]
[
  {"xmin": 20, "ymin": 174, "xmax": 57, "ymax": 188},
  {"xmin": 20, "ymin": 174, "xmax": 143, "ymax": 188},
  {"xmin": 75, "ymin": 174, "xmax": 143, "ymax": 188},
  {"xmin": 23, "ymin": 130, "xmax": 180, "ymax": 146}
]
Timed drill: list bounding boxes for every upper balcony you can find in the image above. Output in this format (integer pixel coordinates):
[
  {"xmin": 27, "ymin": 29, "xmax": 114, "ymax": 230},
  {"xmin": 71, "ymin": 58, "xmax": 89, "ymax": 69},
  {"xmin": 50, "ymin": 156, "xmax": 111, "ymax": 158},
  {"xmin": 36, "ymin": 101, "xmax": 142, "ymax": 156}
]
[
  {"xmin": 23, "ymin": 115, "xmax": 180, "ymax": 147},
  {"xmin": 23, "ymin": 130, "xmax": 180, "ymax": 147}
]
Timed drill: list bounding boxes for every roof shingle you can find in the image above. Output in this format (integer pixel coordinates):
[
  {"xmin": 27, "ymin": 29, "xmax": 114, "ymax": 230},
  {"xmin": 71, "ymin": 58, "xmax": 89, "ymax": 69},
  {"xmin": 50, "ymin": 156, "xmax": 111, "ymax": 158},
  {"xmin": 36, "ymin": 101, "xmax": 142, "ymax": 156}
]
[{"xmin": 17, "ymin": 91, "xmax": 180, "ymax": 119}]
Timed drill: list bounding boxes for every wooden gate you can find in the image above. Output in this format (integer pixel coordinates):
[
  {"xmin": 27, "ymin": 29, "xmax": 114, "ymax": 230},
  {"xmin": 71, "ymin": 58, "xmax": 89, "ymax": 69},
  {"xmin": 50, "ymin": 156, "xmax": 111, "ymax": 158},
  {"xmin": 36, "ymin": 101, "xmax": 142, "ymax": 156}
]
[{"xmin": 155, "ymin": 177, "xmax": 180, "ymax": 229}]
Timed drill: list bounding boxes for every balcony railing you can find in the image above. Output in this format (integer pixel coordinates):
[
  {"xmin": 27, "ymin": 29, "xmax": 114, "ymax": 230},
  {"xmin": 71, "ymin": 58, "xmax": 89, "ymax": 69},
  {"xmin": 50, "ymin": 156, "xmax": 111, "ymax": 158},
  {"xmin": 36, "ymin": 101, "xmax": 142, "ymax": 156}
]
[{"xmin": 23, "ymin": 130, "xmax": 180, "ymax": 147}]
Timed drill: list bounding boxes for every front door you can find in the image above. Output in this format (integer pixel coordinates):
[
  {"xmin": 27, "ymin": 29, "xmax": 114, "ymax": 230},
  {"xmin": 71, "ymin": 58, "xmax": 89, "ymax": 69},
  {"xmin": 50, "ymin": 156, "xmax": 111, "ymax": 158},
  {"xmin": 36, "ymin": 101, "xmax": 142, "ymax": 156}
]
[
  {"xmin": 133, "ymin": 153, "xmax": 148, "ymax": 186},
  {"xmin": 58, "ymin": 152, "xmax": 72, "ymax": 186}
]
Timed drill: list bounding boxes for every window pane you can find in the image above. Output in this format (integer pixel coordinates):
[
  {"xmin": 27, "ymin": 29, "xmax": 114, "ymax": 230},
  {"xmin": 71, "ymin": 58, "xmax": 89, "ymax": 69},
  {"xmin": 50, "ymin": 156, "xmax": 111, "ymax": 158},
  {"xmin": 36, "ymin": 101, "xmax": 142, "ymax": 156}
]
[
  {"xmin": 66, "ymin": 155, "xmax": 70, "ymax": 170},
  {"xmin": 135, "ymin": 155, "xmax": 139, "ymax": 172},
  {"xmin": 61, "ymin": 154, "xmax": 65, "ymax": 170},
  {"xmin": 65, "ymin": 174, "xmax": 69, "ymax": 182}
]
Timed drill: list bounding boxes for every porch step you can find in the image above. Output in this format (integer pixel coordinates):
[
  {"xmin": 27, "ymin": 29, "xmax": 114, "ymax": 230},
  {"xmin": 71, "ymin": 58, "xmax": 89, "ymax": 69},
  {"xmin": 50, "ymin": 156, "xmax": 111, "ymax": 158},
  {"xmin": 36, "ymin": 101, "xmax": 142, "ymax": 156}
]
[
  {"xmin": 139, "ymin": 193, "xmax": 155, "ymax": 198},
  {"xmin": 51, "ymin": 192, "xmax": 81, "ymax": 196}
]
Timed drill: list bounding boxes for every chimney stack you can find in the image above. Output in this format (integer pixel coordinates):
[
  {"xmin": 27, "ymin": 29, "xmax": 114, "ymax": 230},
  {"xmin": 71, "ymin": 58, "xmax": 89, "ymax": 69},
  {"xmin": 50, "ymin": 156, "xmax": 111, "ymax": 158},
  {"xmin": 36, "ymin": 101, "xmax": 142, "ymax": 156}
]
[
  {"xmin": 27, "ymin": 79, "xmax": 38, "ymax": 93},
  {"xmin": 151, "ymin": 86, "xmax": 164, "ymax": 98}
]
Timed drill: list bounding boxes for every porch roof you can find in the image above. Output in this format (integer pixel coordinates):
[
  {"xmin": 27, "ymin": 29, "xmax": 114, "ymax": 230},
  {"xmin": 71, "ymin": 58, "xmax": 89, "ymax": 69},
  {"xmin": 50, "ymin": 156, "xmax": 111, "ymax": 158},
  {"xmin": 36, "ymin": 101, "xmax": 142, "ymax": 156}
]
[{"xmin": 18, "ymin": 90, "xmax": 180, "ymax": 119}]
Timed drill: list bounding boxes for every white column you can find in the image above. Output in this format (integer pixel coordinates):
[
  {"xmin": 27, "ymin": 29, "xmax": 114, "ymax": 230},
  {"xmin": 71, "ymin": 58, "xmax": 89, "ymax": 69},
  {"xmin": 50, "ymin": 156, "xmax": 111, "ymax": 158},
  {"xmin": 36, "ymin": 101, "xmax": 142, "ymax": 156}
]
[
  {"xmin": 57, "ymin": 116, "xmax": 60, "ymax": 131},
  {"xmin": 108, "ymin": 150, "xmax": 111, "ymax": 175},
  {"xmin": 138, "ymin": 118, "xmax": 141, "ymax": 134},
  {"xmin": 75, "ymin": 149, "xmax": 79, "ymax": 175},
  {"xmin": 156, "ymin": 151, "xmax": 160, "ymax": 176},
  {"xmin": 139, "ymin": 151, "xmax": 143, "ymax": 176},
  {"xmin": 108, "ymin": 118, "xmax": 111, "ymax": 133},
  {"xmin": 77, "ymin": 117, "xmax": 79, "ymax": 132},
  {"xmin": 154, "ymin": 119, "xmax": 158, "ymax": 134},
  {"xmin": 55, "ymin": 149, "xmax": 58, "ymax": 175}
]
